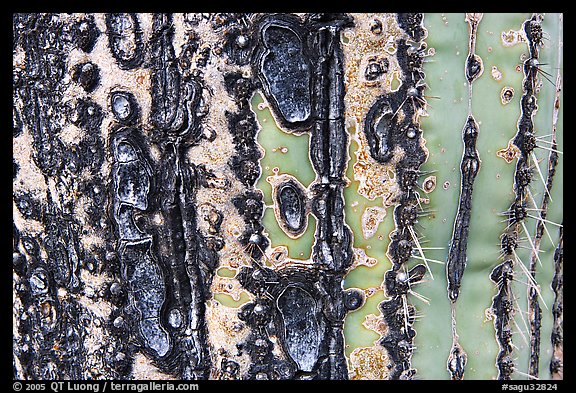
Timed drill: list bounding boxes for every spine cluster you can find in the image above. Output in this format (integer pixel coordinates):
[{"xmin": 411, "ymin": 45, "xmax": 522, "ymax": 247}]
[
  {"xmin": 370, "ymin": 13, "xmax": 428, "ymax": 380},
  {"xmin": 550, "ymin": 225, "xmax": 563, "ymax": 379},
  {"xmin": 490, "ymin": 14, "xmax": 544, "ymax": 380}
]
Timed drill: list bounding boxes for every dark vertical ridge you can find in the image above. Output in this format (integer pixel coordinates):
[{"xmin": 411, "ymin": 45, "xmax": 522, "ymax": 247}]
[
  {"xmin": 446, "ymin": 13, "xmax": 483, "ymax": 380},
  {"xmin": 550, "ymin": 224, "xmax": 563, "ymax": 379},
  {"xmin": 367, "ymin": 13, "xmax": 428, "ymax": 380},
  {"xmin": 490, "ymin": 13, "xmax": 544, "ymax": 380}
]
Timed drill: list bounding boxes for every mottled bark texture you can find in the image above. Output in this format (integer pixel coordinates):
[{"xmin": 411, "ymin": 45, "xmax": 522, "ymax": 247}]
[{"xmin": 13, "ymin": 12, "xmax": 366, "ymax": 381}]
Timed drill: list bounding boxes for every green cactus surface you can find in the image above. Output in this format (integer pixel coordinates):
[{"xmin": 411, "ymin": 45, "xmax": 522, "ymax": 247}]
[{"xmin": 249, "ymin": 12, "xmax": 563, "ymax": 380}]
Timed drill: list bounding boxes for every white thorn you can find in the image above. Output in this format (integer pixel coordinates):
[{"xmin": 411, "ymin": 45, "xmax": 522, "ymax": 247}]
[
  {"xmin": 526, "ymin": 189, "xmax": 556, "ymax": 247},
  {"xmin": 514, "ymin": 368, "xmax": 540, "ymax": 380},
  {"xmin": 412, "ymin": 255, "xmax": 446, "ymax": 265},
  {"xmin": 528, "ymin": 214, "xmax": 563, "ymax": 228},
  {"xmin": 512, "ymin": 312, "xmax": 529, "ymax": 347},
  {"xmin": 521, "ymin": 221, "xmax": 543, "ymax": 269},
  {"xmin": 401, "ymin": 294, "xmax": 411, "ymax": 334},
  {"xmin": 536, "ymin": 144, "xmax": 563, "ymax": 155},
  {"xmin": 513, "ymin": 249, "xmax": 548, "ymax": 310},
  {"xmin": 535, "ymin": 138, "xmax": 557, "ymax": 145},
  {"xmin": 408, "ymin": 289, "xmax": 431, "ymax": 305},
  {"xmin": 543, "ymin": 223, "xmax": 556, "ymax": 248},
  {"xmin": 408, "ymin": 225, "xmax": 434, "ymax": 279},
  {"xmin": 531, "ymin": 151, "xmax": 553, "ymax": 202}
]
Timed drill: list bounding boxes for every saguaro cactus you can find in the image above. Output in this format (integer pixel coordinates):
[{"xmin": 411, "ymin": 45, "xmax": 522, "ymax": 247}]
[{"xmin": 13, "ymin": 12, "xmax": 562, "ymax": 380}]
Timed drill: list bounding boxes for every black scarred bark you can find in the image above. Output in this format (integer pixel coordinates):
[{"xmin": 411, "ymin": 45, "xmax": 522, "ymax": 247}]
[
  {"xmin": 446, "ymin": 13, "xmax": 483, "ymax": 380},
  {"xmin": 13, "ymin": 13, "xmax": 117, "ymax": 379},
  {"xmin": 446, "ymin": 115, "xmax": 480, "ymax": 303},
  {"xmin": 363, "ymin": 13, "xmax": 428, "ymax": 380},
  {"xmin": 13, "ymin": 13, "xmax": 223, "ymax": 380},
  {"xmin": 142, "ymin": 13, "xmax": 221, "ymax": 378},
  {"xmin": 446, "ymin": 13, "xmax": 483, "ymax": 305},
  {"xmin": 231, "ymin": 12, "xmax": 362, "ymax": 380}
]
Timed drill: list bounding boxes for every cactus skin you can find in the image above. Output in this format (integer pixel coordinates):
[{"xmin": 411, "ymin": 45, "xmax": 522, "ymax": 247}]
[
  {"xmin": 13, "ymin": 13, "xmax": 562, "ymax": 380},
  {"xmin": 490, "ymin": 14, "xmax": 543, "ymax": 381},
  {"xmin": 413, "ymin": 13, "xmax": 562, "ymax": 380}
]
